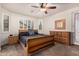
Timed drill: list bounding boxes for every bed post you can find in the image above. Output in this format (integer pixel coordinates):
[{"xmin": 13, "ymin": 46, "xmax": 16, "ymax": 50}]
[{"xmin": 24, "ymin": 44, "xmax": 28, "ymax": 56}]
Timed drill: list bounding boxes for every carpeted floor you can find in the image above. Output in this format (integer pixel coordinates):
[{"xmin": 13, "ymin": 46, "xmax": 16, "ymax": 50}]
[{"xmin": 1, "ymin": 43, "xmax": 79, "ymax": 56}]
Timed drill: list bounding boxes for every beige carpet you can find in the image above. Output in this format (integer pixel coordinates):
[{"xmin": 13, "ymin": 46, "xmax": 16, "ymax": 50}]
[{"xmin": 1, "ymin": 43, "xmax": 79, "ymax": 56}]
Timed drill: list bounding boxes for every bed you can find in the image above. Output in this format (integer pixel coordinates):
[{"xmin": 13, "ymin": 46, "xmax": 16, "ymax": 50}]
[{"xmin": 19, "ymin": 30, "xmax": 54, "ymax": 55}]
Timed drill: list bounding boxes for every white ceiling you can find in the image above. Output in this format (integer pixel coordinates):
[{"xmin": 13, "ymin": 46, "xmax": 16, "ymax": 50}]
[{"xmin": 1, "ymin": 3, "xmax": 79, "ymax": 18}]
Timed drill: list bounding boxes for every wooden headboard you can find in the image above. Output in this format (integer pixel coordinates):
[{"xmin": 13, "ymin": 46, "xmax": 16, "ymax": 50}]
[
  {"xmin": 19, "ymin": 29, "xmax": 28, "ymax": 33},
  {"xmin": 19, "ymin": 29, "xmax": 38, "ymax": 33}
]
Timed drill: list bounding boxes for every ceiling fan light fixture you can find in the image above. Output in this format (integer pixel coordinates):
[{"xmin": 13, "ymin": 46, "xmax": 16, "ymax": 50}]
[{"xmin": 40, "ymin": 8, "xmax": 47, "ymax": 12}]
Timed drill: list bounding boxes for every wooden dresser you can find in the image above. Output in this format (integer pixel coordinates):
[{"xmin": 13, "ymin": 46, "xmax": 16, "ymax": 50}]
[{"xmin": 50, "ymin": 31, "xmax": 71, "ymax": 45}]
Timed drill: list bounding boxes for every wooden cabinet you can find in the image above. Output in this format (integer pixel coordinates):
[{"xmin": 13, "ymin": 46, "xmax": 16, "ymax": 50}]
[
  {"xmin": 50, "ymin": 31, "xmax": 71, "ymax": 45},
  {"xmin": 8, "ymin": 36, "xmax": 18, "ymax": 45}
]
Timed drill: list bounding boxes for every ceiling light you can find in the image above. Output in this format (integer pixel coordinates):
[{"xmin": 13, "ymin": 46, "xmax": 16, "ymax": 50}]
[{"xmin": 40, "ymin": 8, "xmax": 47, "ymax": 12}]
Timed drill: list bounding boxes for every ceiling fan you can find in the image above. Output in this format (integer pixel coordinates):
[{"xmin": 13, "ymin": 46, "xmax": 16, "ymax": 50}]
[{"xmin": 32, "ymin": 3, "xmax": 56, "ymax": 14}]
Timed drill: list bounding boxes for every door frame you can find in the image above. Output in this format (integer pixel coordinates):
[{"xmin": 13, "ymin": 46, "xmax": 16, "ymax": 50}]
[{"xmin": 73, "ymin": 12, "xmax": 79, "ymax": 45}]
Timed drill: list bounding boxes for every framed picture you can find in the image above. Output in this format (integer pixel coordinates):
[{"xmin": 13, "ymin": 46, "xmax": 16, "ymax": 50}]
[{"xmin": 55, "ymin": 19, "xmax": 66, "ymax": 29}]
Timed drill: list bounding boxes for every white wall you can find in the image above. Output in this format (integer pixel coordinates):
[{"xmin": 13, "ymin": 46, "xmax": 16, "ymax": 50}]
[
  {"xmin": 43, "ymin": 7, "xmax": 79, "ymax": 35},
  {"xmin": 0, "ymin": 5, "xmax": 1, "ymax": 33},
  {"xmin": 0, "ymin": 7, "xmax": 41, "ymax": 45},
  {"xmin": 34, "ymin": 19, "xmax": 44, "ymax": 34},
  {"xmin": 0, "ymin": 5, "xmax": 1, "ymax": 50}
]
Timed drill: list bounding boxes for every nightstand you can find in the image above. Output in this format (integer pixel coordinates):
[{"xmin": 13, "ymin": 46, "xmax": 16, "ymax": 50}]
[{"xmin": 8, "ymin": 36, "xmax": 18, "ymax": 45}]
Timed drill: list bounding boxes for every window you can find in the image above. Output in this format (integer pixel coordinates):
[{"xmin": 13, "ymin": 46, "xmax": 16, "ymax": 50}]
[
  {"xmin": 24, "ymin": 20, "xmax": 27, "ymax": 29},
  {"xmin": 28, "ymin": 20, "xmax": 32, "ymax": 30},
  {"xmin": 3, "ymin": 15, "xmax": 9, "ymax": 32}
]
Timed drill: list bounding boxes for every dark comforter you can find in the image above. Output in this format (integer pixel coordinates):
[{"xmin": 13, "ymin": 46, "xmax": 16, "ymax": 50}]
[
  {"xmin": 19, "ymin": 30, "xmax": 44, "ymax": 47},
  {"xmin": 20, "ymin": 36, "xmax": 27, "ymax": 44}
]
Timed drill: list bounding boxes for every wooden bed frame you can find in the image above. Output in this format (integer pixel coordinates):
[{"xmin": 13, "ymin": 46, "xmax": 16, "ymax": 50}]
[{"xmin": 19, "ymin": 30, "xmax": 54, "ymax": 55}]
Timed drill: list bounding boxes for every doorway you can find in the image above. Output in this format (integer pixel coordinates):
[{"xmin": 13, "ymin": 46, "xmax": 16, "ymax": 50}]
[{"xmin": 74, "ymin": 13, "xmax": 79, "ymax": 45}]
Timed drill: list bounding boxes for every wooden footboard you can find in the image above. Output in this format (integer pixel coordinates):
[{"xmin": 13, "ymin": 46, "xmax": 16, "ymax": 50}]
[{"xmin": 20, "ymin": 35, "xmax": 54, "ymax": 55}]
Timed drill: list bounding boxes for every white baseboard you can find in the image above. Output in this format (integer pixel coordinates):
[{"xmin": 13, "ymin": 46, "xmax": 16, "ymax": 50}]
[{"xmin": 74, "ymin": 41, "xmax": 79, "ymax": 45}]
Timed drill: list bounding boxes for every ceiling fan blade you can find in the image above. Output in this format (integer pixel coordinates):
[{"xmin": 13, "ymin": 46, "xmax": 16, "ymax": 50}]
[
  {"xmin": 47, "ymin": 6, "xmax": 56, "ymax": 9},
  {"xmin": 32, "ymin": 6, "xmax": 39, "ymax": 8},
  {"xmin": 40, "ymin": 3, "xmax": 44, "ymax": 8}
]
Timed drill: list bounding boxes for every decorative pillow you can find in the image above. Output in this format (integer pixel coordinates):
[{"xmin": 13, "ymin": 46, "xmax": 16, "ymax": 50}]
[
  {"xmin": 34, "ymin": 31, "xmax": 38, "ymax": 35},
  {"xmin": 19, "ymin": 32, "xmax": 29, "ymax": 37},
  {"xmin": 28, "ymin": 31, "xmax": 34, "ymax": 36},
  {"xmin": 19, "ymin": 32, "xmax": 29, "ymax": 40}
]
